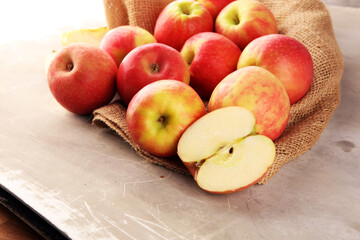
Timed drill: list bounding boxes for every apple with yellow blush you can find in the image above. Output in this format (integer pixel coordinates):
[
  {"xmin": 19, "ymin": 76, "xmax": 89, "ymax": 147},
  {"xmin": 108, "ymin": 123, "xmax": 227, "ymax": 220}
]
[
  {"xmin": 208, "ymin": 66, "xmax": 290, "ymax": 141},
  {"xmin": 154, "ymin": 0, "xmax": 213, "ymax": 51},
  {"xmin": 180, "ymin": 32, "xmax": 241, "ymax": 99},
  {"xmin": 195, "ymin": 0, "xmax": 235, "ymax": 19},
  {"xmin": 237, "ymin": 34, "xmax": 314, "ymax": 104},
  {"xmin": 127, "ymin": 80, "xmax": 206, "ymax": 157},
  {"xmin": 215, "ymin": 0, "xmax": 278, "ymax": 49},
  {"xmin": 117, "ymin": 43, "xmax": 190, "ymax": 106},
  {"xmin": 100, "ymin": 25, "xmax": 156, "ymax": 66}
]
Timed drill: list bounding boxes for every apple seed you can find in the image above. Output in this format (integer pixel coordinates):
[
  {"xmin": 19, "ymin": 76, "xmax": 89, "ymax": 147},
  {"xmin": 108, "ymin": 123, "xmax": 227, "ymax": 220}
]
[{"xmin": 229, "ymin": 147, "xmax": 234, "ymax": 154}]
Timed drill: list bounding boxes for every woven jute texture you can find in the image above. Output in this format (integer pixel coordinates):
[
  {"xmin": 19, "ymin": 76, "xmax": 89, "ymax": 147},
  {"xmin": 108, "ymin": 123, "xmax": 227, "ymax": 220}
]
[{"xmin": 94, "ymin": 0, "xmax": 344, "ymax": 184}]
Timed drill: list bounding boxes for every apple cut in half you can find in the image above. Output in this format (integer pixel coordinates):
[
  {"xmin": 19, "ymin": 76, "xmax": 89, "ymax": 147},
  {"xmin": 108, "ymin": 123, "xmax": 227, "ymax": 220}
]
[{"xmin": 177, "ymin": 106, "xmax": 275, "ymax": 194}]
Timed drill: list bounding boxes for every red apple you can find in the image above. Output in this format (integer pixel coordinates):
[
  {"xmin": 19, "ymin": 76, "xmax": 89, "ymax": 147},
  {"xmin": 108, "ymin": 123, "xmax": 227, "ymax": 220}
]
[
  {"xmin": 127, "ymin": 80, "xmax": 206, "ymax": 157},
  {"xmin": 208, "ymin": 66, "xmax": 290, "ymax": 141},
  {"xmin": 100, "ymin": 25, "xmax": 156, "ymax": 66},
  {"xmin": 215, "ymin": 0, "xmax": 278, "ymax": 49},
  {"xmin": 195, "ymin": 0, "xmax": 235, "ymax": 19},
  {"xmin": 237, "ymin": 34, "xmax": 314, "ymax": 104},
  {"xmin": 154, "ymin": 0, "xmax": 213, "ymax": 51},
  {"xmin": 180, "ymin": 32, "xmax": 241, "ymax": 99},
  {"xmin": 117, "ymin": 43, "xmax": 190, "ymax": 105},
  {"xmin": 47, "ymin": 43, "xmax": 117, "ymax": 115}
]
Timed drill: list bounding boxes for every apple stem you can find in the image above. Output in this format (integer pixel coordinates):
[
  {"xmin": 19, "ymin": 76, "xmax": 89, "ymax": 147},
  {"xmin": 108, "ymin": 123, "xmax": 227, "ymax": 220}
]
[
  {"xmin": 66, "ymin": 63, "xmax": 74, "ymax": 71},
  {"xmin": 180, "ymin": 3, "xmax": 191, "ymax": 15},
  {"xmin": 150, "ymin": 63, "xmax": 160, "ymax": 73},
  {"xmin": 157, "ymin": 116, "xmax": 166, "ymax": 123},
  {"xmin": 233, "ymin": 15, "xmax": 240, "ymax": 25}
]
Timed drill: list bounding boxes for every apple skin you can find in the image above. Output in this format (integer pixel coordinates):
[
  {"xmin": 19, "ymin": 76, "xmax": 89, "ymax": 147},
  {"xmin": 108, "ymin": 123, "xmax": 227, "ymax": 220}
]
[
  {"xmin": 127, "ymin": 80, "xmax": 206, "ymax": 157},
  {"xmin": 195, "ymin": 0, "xmax": 235, "ymax": 19},
  {"xmin": 237, "ymin": 34, "xmax": 314, "ymax": 104},
  {"xmin": 100, "ymin": 25, "xmax": 156, "ymax": 66},
  {"xmin": 154, "ymin": 0, "xmax": 213, "ymax": 51},
  {"xmin": 215, "ymin": 0, "xmax": 277, "ymax": 49},
  {"xmin": 180, "ymin": 32, "xmax": 241, "ymax": 99},
  {"xmin": 208, "ymin": 66, "xmax": 290, "ymax": 141},
  {"xmin": 117, "ymin": 43, "xmax": 190, "ymax": 106},
  {"xmin": 47, "ymin": 43, "xmax": 117, "ymax": 115}
]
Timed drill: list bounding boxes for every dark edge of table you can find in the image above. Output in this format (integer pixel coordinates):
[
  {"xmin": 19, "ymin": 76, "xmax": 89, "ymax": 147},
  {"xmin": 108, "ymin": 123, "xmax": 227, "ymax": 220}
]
[{"xmin": 0, "ymin": 186, "xmax": 70, "ymax": 240}]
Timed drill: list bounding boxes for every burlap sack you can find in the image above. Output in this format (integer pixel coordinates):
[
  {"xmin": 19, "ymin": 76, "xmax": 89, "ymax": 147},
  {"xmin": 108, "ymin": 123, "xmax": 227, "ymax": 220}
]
[{"xmin": 94, "ymin": 0, "xmax": 343, "ymax": 184}]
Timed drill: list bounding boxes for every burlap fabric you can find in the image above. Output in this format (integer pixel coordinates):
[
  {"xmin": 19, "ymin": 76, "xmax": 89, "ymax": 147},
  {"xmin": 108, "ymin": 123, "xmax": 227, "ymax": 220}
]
[{"xmin": 95, "ymin": 0, "xmax": 343, "ymax": 184}]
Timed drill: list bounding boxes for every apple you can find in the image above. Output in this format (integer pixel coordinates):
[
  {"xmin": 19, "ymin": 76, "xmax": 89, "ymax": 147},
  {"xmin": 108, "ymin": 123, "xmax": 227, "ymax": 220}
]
[
  {"xmin": 180, "ymin": 32, "xmax": 241, "ymax": 99},
  {"xmin": 100, "ymin": 25, "xmax": 156, "ymax": 66},
  {"xmin": 154, "ymin": 0, "xmax": 213, "ymax": 51},
  {"xmin": 208, "ymin": 66, "xmax": 290, "ymax": 141},
  {"xmin": 195, "ymin": 0, "xmax": 235, "ymax": 19},
  {"xmin": 127, "ymin": 80, "xmax": 206, "ymax": 157},
  {"xmin": 237, "ymin": 34, "xmax": 314, "ymax": 104},
  {"xmin": 177, "ymin": 106, "xmax": 275, "ymax": 194},
  {"xmin": 215, "ymin": 0, "xmax": 277, "ymax": 49},
  {"xmin": 117, "ymin": 43, "xmax": 190, "ymax": 106},
  {"xmin": 47, "ymin": 43, "xmax": 117, "ymax": 115}
]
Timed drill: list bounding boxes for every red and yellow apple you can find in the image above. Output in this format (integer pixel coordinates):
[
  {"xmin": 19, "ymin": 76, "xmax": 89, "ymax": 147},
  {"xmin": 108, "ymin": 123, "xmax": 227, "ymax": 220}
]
[
  {"xmin": 215, "ymin": 0, "xmax": 277, "ymax": 49},
  {"xmin": 117, "ymin": 43, "xmax": 190, "ymax": 105},
  {"xmin": 100, "ymin": 25, "xmax": 156, "ymax": 66},
  {"xmin": 237, "ymin": 34, "xmax": 314, "ymax": 104},
  {"xmin": 177, "ymin": 106, "xmax": 275, "ymax": 194},
  {"xmin": 127, "ymin": 80, "xmax": 206, "ymax": 157},
  {"xmin": 47, "ymin": 43, "xmax": 117, "ymax": 115},
  {"xmin": 154, "ymin": 0, "xmax": 213, "ymax": 51},
  {"xmin": 208, "ymin": 66, "xmax": 290, "ymax": 141},
  {"xmin": 180, "ymin": 32, "xmax": 241, "ymax": 99},
  {"xmin": 195, "ymin": 0, "xmax": 235, "ymax": 19}
]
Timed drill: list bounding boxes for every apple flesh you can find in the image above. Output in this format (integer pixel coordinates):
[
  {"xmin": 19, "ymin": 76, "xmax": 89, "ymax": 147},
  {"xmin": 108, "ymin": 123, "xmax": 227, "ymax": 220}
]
[
  {"xmin": 237, "ymin": 34, "xmax": 314, "ymax": 104},
  {"xmin": 180, "ymin": 32, "xmax": 241, "ymax": 99},
  {"xmin": 177, "ymin": 106, "xmax": 275, "ymax": 194},
  {"xmin": 208, "ymin": 66, "xmax": 290, "ymax": 141},
  {"xmin": 215, "ymin": 0, "xmax": 277, "ymax": 49},
  {"xmin": 154, "ymin": 0, "xmax": 213, "ymax": 51},
  {"xmin": 100, "ymin": 25, "xmax": 156, "ymax": 66},
  {"xmin": 117, "ymin": 43, "xmax": 190, "ymax": 106},
  {"xmin": 127, "ymin": 80, "xmax": 206, "ymax": 157},
  {"xmin": 47, "ymin": 43, "xmax": 117, "ymax": 115}
]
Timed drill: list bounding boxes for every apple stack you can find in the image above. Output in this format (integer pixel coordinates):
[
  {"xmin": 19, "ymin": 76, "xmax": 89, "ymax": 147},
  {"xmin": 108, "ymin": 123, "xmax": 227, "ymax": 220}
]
[{"xmin": 47, "ymin": 0, "xmax": 344, "ymax": 193}]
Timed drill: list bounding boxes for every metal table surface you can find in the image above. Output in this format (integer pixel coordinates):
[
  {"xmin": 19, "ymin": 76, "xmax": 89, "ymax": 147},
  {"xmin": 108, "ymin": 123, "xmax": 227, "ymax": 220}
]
[{"xmin": 0, "ymin": 1, "xmax": 359, "ymax": 239}]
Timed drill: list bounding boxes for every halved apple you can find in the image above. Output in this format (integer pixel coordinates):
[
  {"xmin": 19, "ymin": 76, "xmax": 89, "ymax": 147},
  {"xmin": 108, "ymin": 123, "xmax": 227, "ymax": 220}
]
[{"xmin": 177, "ymin": 106, "xmax": 275, "ymax": 194}]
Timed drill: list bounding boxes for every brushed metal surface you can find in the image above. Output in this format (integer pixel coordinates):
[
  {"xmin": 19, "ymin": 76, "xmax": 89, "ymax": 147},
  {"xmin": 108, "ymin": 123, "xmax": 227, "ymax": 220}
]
[{"xmin": 0, "ymin": 1, "xmax": 359, "ymax": 240}]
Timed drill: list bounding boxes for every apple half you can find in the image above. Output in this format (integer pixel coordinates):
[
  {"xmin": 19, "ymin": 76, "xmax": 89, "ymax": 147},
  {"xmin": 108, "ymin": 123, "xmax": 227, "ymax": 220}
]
[{"xmin": 177, "ymin": 106, "xmax": 275, "ymax": 194}]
